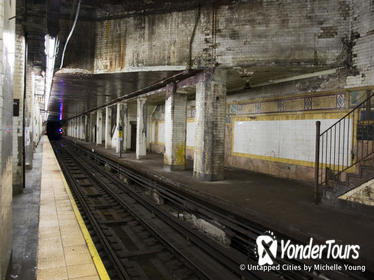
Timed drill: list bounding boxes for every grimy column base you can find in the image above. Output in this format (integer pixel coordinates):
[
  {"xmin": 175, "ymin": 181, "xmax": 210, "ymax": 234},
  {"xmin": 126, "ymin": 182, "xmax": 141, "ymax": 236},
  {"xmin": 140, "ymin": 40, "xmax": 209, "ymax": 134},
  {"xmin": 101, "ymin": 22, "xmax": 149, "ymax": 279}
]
[
  {"xmin": 136, "ymin": 155, "xmax": 147, "ymax": 160},
  {"xmin": 163, "ymin": 164, "xmax": 185, "ymax": 172},
  {"xmin": 193, "ymin": 171, "xmax": 224, "ymax": 181}
]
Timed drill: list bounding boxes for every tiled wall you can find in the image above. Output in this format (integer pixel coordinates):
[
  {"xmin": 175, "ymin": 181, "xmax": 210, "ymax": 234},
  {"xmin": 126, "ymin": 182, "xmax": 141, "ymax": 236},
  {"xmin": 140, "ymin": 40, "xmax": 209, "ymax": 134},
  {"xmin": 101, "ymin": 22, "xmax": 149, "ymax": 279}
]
[
  {"xmin": 0, "ymin": 0, "xmax": 15, "ymax": 279},
  {"xmin": 85, "ymin": 0, "xmax": 351, "ymax": 73},
  {"xmin": 226, "ymin": 88, "xmax": 373, "ymax": 183},
  {"xmin": 12, "ymin": 23, "xmax": 25, "ymax": 193}
]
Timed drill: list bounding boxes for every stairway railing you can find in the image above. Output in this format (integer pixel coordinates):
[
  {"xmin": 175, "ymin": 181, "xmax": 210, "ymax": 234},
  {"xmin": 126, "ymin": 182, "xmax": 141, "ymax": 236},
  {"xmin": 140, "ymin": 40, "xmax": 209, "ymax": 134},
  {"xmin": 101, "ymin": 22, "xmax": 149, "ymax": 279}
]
[{"xmin": 315, "ymin": 90, "xmax": 374, "ymax": 201}]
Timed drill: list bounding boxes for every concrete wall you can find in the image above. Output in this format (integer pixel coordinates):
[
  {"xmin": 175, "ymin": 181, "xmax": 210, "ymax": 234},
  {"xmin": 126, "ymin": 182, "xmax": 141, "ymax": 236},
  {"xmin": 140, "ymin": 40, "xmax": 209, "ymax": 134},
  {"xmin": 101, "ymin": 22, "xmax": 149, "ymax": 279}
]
[
  {"xmin": 0, "ymin": 0, "xmax": 16, "ymax": 279},
  {"xmin": 62, "ymin": 0, "xmax": 352, "ymax": 74}
]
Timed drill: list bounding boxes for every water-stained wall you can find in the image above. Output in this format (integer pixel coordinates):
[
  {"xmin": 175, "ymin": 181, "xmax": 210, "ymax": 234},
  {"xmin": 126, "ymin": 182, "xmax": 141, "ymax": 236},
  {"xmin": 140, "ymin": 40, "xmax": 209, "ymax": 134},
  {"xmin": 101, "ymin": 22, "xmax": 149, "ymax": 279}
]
[
  {"xmin": 346, "ymin": 1, "xmax": 374, "ymax": 87},
  {"xmin": 62, "ymin": 0, "xmax": 352, "ymax": 74}
]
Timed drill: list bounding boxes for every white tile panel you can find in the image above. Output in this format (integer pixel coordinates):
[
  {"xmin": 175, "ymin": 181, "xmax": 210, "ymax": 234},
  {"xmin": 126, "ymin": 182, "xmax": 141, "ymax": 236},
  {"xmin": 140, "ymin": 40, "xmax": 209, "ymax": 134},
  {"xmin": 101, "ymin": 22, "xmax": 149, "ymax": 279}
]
[{"xmin": 233, "ymin": 119, "xmax": 352, "ymax": 165}]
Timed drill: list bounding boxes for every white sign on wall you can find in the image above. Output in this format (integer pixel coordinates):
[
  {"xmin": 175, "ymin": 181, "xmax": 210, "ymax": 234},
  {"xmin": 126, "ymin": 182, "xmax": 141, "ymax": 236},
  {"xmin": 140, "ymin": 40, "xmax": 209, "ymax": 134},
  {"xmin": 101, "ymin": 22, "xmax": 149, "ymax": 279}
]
[{"xmin": 233, "ymin": 118, "xmax": 352, "ymax": 165}]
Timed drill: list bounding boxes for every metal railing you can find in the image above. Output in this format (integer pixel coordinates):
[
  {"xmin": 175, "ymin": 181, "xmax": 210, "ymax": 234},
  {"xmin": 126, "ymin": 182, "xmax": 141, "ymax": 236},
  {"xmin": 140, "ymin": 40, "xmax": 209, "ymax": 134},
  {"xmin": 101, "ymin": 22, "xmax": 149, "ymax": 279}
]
[{"xmin": 315, "ymin": 90, "xmax": 374, "ymax": 202}]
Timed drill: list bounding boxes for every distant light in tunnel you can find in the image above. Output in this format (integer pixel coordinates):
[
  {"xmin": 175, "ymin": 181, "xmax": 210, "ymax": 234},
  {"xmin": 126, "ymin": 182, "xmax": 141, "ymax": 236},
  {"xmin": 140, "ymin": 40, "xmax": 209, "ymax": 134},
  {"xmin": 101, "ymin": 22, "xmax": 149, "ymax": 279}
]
[{"xmin": 59, "ymin": 102, "xmax": 63, "ymax": 121}]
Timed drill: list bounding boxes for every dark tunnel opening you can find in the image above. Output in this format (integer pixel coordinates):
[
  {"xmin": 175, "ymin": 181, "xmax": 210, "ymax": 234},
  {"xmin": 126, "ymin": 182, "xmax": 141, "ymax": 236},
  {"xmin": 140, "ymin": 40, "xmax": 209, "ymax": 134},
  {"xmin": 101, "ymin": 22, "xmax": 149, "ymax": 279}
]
[{"xmin": 47, "ymin": 121, "xmax": 64, "ymax": 140}]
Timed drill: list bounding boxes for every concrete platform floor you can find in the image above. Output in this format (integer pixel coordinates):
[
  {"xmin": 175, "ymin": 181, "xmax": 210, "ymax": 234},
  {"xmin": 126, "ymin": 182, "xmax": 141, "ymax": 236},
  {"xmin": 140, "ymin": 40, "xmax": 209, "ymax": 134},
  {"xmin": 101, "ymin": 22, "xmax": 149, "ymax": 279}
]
[
  {"xmin": 6, "ymin": 138, "xmax": 43, "ymax": 280},
  {"xmin": 68, "ymin": 137, "xmax": 374, "ymax": 271},
  {"xmin": 36, "ymin": 137, "xmax": 102, "ymax": 280},
  {"xmin": 7, "ymin": 137, "xmax": 105, "ymax": 280}
]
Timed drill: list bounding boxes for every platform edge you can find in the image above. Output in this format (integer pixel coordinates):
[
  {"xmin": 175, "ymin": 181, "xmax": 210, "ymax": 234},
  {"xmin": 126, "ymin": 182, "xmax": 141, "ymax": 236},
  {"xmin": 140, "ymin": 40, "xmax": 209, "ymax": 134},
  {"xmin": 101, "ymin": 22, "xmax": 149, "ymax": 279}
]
[{"xmin": 51, "ymin": 141, "xmax": 111, "ymax": 280}]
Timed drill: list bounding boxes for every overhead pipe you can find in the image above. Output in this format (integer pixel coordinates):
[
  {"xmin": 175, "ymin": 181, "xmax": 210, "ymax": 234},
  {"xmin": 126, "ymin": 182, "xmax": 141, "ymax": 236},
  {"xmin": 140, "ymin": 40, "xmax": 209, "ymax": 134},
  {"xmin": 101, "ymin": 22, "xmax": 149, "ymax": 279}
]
[
  {"xmin": 59, "ymin": 0, "xmax": 81, "ymax": 69},
  {"xmin": 188, "ymin": 4, "xmax": 200, "ymax": 69}
]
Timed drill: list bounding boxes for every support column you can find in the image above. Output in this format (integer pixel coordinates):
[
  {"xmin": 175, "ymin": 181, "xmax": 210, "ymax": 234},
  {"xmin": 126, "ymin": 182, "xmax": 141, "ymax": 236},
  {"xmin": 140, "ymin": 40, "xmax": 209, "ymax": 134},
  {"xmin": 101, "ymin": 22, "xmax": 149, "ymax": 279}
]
[
  {"xmin": 81, "ymin": 116, "xmax": 85, "ymax": 140},
  {"xmin": 76, "ymin": 117, "xmax": 79, "ymax": 139},
  {"xmin": 122, "ymin": 103, "xmax": 129, "ymax": 152},
  {"xmin": 193, "ymin": 69, "xmax": 226, "ymax": 181},
  {"xmin": 25, "ymin": 64, "xmax": 34, "ymax": 168},
  {"xmin": 105, "ymin": 106, "xmax": 112, "ymax": 149},
  {"xmin": 136, "ymin": 97, "xmax": 147, "ymax": 159},
  {"xmin": 164, "ymin": 83, "xmax": 187, "ymax": 170},
  {"xmin": 78, "ymin": 116, "xmax": 81, "ymax": 139},
  {"xmin": 85, "ymin": 114, "xmax": 89, "ymax": 142},
  {"xmin": 96, "ymin": 109, "xmax": 103, "ymax": 145},
  {"xmin": 115, "ymin": 103, "xmax": 123, "ymax": 153},
  {"xmin": 79, "ymin": 116, "xmax": 83, "ymax": 139},
  {"xmin": 91, "ymin": 112, "xmax": 95, "ymax": 142},
  {"xmin": 75, "ymin": 118, "xmax": 77, "ymax": 138},
  {"xmin": 76, "ymin": 118, "xmax": 79, "ymax": 138}
]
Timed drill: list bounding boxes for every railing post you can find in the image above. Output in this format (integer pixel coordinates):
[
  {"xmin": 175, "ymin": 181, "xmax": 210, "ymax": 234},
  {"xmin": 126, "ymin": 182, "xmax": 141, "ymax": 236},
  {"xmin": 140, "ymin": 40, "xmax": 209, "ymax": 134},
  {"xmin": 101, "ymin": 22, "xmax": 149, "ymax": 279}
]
[{"xmin": 314, "ymin": 121, "xmax": 321, "ymax": 204}]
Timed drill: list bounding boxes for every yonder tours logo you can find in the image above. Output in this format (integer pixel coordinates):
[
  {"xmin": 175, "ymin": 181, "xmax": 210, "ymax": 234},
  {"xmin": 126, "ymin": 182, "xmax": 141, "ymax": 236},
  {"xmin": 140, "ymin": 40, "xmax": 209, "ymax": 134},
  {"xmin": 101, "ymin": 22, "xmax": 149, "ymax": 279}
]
[{"xmin": 241, "ymin": 231, "xmax": 366, "ymax": 274}]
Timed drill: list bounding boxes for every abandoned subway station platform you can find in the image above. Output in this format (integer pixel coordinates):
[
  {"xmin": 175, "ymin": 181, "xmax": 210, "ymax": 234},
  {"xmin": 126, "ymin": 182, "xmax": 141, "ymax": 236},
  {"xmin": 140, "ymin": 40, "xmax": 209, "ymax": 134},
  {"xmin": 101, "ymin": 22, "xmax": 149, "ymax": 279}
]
[{"xmin": 2, "ymin": 0, "xmax": 374, "ymax": 279}]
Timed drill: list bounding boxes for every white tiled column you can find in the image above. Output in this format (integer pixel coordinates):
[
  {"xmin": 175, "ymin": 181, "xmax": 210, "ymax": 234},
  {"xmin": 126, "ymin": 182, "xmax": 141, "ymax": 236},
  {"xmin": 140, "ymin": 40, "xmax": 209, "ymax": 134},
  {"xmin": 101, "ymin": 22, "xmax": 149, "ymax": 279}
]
[
  {"xmin": 96, "ymin": 109, "xmax": 103, "ymax": 145},
  {"xmin": 90, "ymin": 112, "xmax": 95, "ymax": 143},
  {"xmin": 136, "ymin": 97, "xmax": 147, "ymax": 159},
  {"xmin": 74, "ymin": 118, "xmax": 78, "ymax": 138},
  {"xmin": 79, "ymin": 116, "xmax": 83, "ymax": 140},
  {"xmin": 122, "ymin": 103, "xmax": 129, "ymax": 152},
  {"xmin": 84, "ymin": 114, "xmax": 88, "ymax": 142},
  {"xmin": 164, "ymin": 83, "xmax": 187, "ymax": 170},
  {"xmin": 105, "ymin": 106, "xmax": 112, "ymax": 149},
  {"xmin": 193, "ymin": 69, "xmax": 227, "ymax": 181},
  {"xmin": 115, "ymin": 103, "xmax": 122, "ymax": 153}
]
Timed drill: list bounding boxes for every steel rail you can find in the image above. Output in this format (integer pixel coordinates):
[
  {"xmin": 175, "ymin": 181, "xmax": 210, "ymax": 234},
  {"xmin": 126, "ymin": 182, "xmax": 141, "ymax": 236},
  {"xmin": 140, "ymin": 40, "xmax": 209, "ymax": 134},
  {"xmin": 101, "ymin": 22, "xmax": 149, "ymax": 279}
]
[
  {"xmin": 56, "ymin": 142, "xmax": 239, "ymax": 280},
  {"xmin": 65, "ymin": 139, "xmax": 372, "ymax": 280},
  {"xmin": 70, "ymin": 145, "xmax": 263, "ymax": 280},
  {"xmin": 81, "ymin": 148, "xmax": 327, "ymax": 280},
  {"xmin": 56, "ymin": 151, "xmax": 129, "ymax": 280},
  {"xmin": 62, "ymin": 141, "xmax": 320, "ymax": 280},
  {"xmin": 56, "ymin": 141, "xmax": 372, "ymax": 279}
]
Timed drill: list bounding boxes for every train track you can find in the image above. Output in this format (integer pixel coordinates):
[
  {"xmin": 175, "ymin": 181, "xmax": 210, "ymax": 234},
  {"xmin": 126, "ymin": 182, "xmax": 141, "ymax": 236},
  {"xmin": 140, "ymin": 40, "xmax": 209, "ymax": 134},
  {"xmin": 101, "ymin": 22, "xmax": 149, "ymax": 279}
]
[{"xmin": 52, "ymin": 139, "xmax": 372, "ymax": 280}]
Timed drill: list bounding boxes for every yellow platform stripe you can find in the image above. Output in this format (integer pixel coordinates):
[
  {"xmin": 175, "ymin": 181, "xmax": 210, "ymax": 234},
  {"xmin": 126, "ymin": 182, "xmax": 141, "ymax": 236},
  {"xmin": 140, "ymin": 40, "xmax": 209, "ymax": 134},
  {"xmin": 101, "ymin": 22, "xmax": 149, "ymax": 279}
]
[{"xmin": 52, "ymin": 143, "xmax": 111, "ymax": 280}]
